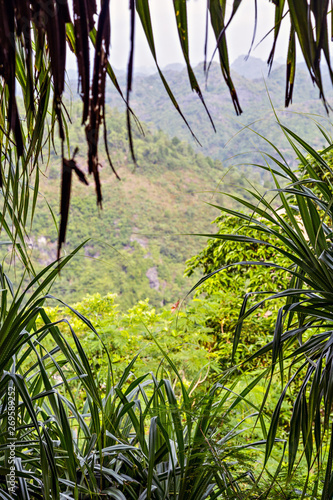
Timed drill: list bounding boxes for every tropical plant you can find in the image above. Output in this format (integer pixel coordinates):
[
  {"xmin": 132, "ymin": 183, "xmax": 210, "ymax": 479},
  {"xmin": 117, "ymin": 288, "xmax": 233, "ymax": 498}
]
[
  {"xmin": 0, "ymin": 254, "xmax": 269, "ymax": 499},
  {"xmin": 2, "ymin": 2, "xmax": 333, "ymax": 498},
  {"xmin": 189, "ymin": 121, "xmax": 333, "ymax": 497}
]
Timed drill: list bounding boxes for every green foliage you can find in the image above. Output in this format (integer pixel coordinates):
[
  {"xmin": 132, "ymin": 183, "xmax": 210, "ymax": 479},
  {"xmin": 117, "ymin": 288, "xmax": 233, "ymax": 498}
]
[
  {"xmin": 297, "ymin": 146, "xmax": 333, "ymax": 191},
  {"xmin": 191, "ymin": 124, "xmax": 333, "ymax": 496},
  {"xmin": 0, "ymin": 56, "xmax": 55, "ymax": 274},
  {"xmin": 185, "ymin": 215, "xmax": 291, "ymax": 366},
  {"xmin": 185, "ymin": 214, "xmax": 290, "ymax": 295},
  {"xmin": 43, "ymin": 292, "xmax": 218, "ymax": 383}
]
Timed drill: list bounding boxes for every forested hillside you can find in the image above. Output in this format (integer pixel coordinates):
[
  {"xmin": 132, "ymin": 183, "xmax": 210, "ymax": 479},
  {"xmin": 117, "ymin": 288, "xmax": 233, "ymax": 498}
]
[
  {"xmin": 27, "ymin": 105, "xmax": 265, "ymax": 307},
  {"xmin": 22, "ymin": 57, "xmax": 330, "ymax": 308}
]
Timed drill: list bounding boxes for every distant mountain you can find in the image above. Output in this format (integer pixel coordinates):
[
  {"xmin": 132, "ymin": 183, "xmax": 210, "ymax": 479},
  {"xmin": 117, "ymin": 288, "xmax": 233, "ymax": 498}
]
[
  {"xmin": 163, "ymin": 63, "xmax": 185, "ymax": 73},
  {"xmin": 231, "ymin": 55, "xmax": 281, "ymax": 80},
  {"xmin": 65, "ymin": 57, "xmax": 331, "ymax": 173},
  {"xmin": 133, "ymin": 65, "xmax": 157, "ymax": 76},
  {"xmin": 95, "ymin": 57, "xmax": 331, "ymax": 172}
]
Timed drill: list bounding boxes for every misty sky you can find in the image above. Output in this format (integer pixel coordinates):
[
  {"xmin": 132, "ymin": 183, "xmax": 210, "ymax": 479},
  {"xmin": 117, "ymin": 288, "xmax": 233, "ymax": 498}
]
[{"xmin": 67, "ymin": 1, "xmax": 291, "ymax": 71}]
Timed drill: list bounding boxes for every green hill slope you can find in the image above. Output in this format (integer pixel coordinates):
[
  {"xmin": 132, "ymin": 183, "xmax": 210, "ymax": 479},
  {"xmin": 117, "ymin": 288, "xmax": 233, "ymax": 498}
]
[
  {"xmin": 18, "ymin": 58, "xmax": 329, "ymax": 308},
  {"xmin": 27, "ymin": 106, "xmax": 262, "ymax": 308}
]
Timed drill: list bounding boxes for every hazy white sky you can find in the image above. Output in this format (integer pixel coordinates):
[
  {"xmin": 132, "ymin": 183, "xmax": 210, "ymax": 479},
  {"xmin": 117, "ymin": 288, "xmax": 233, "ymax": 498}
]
[
  {"xmin": 108, "ymin": 0, "xmax": 290, "ymax": 69},
  {"xmin": 67, "ymin": 1, "xmax": 291, "ymax": 71}
]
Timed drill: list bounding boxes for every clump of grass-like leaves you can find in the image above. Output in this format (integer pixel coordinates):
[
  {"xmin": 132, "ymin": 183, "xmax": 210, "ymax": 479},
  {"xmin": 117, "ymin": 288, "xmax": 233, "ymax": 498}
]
[
  {"xmin": 0, "ymin": 249, "xmax": 272, "ymax": 499},
  {"xmin": 192, "ymin": 124, "xmax": 333, "ymax": 498}
]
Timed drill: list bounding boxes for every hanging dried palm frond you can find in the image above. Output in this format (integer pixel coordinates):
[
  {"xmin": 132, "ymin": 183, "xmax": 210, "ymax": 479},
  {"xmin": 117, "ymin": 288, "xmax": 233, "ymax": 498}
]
[
  {"xmin": 73, "ymin": 0, "xmax": 96, "ymax": 125},
  {"xmin": 0, "ymin": 0, "xmax": 24, "ymax": 157},
  {"xmin": 85, "ymin": 0, "xmax": 110, "ymax": 208}
]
